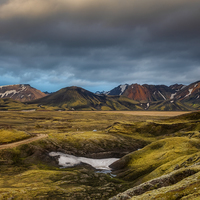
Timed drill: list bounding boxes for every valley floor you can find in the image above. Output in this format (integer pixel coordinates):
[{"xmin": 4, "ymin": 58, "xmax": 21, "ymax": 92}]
[
  {"xmin": 80, "ymin": 110, "xmax": 191, "ymax": 116},
  {"xmin": 0, "ymin": 110, "xmax": 199, "ymax": 199}
]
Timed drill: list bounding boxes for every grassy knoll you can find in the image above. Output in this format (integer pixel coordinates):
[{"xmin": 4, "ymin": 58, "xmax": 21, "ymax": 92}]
[
  {"xmin": 0, "ymin": 98, "xmax": 38, "ymax": 111},
  {"xmin": 112, "ymin": 137, "xmax": 200, "ymax": 182},
  {"xmin": 109, "ymin": 111, "xmax": 200, "ymax": 199},
  {"xmin": 0, "ymin": 129, "xmax": 31, "ymax": 144},
  {"xmin": 0, "ymin": 163, "xmax": 129, "ymax": 200}
]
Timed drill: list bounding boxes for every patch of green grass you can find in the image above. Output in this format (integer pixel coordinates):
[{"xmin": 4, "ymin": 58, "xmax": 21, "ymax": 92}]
[
  {"xmin": 0, "ymin": 129, "xmax": 30, "ymax": 144},
  {"xmin": 116, "ymin": 137, "xmax": 200, "ymax": 184},
  {"xmin": 0, "ymin": 164, "xmax": 129, "ymax": 200}
]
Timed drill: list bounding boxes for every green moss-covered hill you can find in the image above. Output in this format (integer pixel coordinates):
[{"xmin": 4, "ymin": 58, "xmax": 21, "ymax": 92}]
[{"xmin": 109, "ymin": 111, "xmax": 200, "ymax": 199}]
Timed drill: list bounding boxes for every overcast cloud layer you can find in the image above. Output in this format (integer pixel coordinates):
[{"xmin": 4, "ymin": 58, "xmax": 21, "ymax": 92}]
[{"xmin": 0, "ymin": 0, "xmax": 200, "ymax": 92}]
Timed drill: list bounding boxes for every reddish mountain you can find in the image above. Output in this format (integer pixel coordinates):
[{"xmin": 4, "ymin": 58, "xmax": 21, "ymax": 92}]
[
  {"xmin": 121, "ymin": 84, "xmax": 176, "ymax": 102},
  {"xmin": 122, "ymin": 84, "xmax": 152, "ymax": 101},
  {"xmin": 0, "ymin": 84, "xmax": 47, "ymax": 102}
]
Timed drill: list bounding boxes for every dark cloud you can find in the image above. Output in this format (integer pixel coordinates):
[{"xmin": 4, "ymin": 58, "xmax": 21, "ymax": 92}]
[{"xmin": 0, "ymin": 0, "xmax": 199, "ymax": 92}]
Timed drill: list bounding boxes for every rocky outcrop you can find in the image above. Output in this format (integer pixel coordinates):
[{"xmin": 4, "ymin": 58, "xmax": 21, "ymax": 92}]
[{"xmin": 109, "ymin": 166, "xmax": 200, "ymax": 200}]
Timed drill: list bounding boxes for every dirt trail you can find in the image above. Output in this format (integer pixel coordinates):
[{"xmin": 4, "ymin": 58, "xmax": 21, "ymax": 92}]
[
  {"xmin": 0, "ymin": 134, "xmax": 48, "ymax": 150},
  {"xmin": 81, "ymin": 111, "xmax": 191, "ymax": 116}
]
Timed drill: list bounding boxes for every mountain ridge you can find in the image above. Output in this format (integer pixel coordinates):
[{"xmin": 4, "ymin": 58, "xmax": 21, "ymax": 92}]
[
  {"xmin": 102, "ymin": 81, "xmax": 200, "ymax": 103},
  {"xmin": 29, "ymin": 86, "xmax": 143, "ymax": 111},
  {"xmin": 1, "ymin": 80, "xmax": 200, "ymax": 111}
]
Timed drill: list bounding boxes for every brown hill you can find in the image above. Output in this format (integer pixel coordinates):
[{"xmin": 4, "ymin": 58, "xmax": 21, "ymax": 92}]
[{"xmin": 0, "ymin": 84, "xmax": 47, "ymax": 102}]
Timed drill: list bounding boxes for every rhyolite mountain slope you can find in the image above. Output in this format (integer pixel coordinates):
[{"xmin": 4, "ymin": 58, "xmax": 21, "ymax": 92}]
[
  {"xmin": 123, "ymin": 84, "xmax": 174, "ymax": 102},
  {"xmin": 174, "ymin": 81, "xmax": 200, "ymax": 99},
  {"xmin": 0, "ymin": 84, "xmax": 47, "ymax": 102},
  {"xmin": 169, "ymin": 81, "xmax": 200, "ymax": 110},
  {"xmin": 107, "ymin": 83, "xmax": 183, "ymax": 102},
  {"xmin": 106, "ymin": 81, "xmax": 200, "ymax": 104}
]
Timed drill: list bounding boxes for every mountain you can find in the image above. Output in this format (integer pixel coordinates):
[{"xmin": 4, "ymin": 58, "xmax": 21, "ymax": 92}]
[
  {"xmin": 107, "ymin": 84, "xmax": 129, "ymax": 95},
  {"xmin": 123, "ymin": 84, "xmax": 175, "ymax": 101},
  {"xmin": 1, "ymin": 80, "xmax": 200, "ymax": 111},
  {"xmin": 30, "ymin": 86, "xmax": 143, "ymax": 111},
  {"xmin": 43, "ymin": 91, "xmax": 53, "ymax": 95},
  {"xmin": 29, "ymin": 82, "xmax": 200, "ymax": 111},
  {"xmin": 0, "ymin": 84, "xmax": 47, "ymax": 102},
  {"xmin": 95, "ymin": 91, "xmax": 109, "ymax": 95},
  {"xmin": 175, "ymin": 81, "xmax": 200, "ymax": 109},
  {"xmin": 99, "ymin": 81, "xmax": 200, "ymax": 110},
  {"xmin": 173, "ymin": 81, "xmax": 200, "ymax": 101},
  {"xmin": 106, "ymin": 83, "xmax": 182, "ymax": 102},
  {"xmin": 106, "ymin": 82, "xmax": 200, "ymax": 103}
]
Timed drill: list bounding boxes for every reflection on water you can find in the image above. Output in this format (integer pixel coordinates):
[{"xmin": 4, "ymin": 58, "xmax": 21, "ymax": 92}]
[
  {"xmin": 96, "ymin": 170, "xmax": 117, "ymax": 177},
  {"xmin": 49, "ymin": 152, "xmax": 119, "ymax": 170}
]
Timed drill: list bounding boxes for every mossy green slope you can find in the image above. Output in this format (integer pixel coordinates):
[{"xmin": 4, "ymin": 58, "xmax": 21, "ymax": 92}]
[
  {"xmin": 148, "ymin": 100, "xmax": 193, "ymax": 111},
  {"xmin": 0, "ymin": 164, "xmax": 127, "ymax": 200},
  {"xmin": 110, "ymin": 111, "xmax": 200, "ymax": 199},
  {"xmin": 0, "ymin": 98, "xmax": 38, "ymax": 111},
  {"xmin": 112, "ymin": 137, "xmax": 200, "ymax": 182},
  {"xmin": 0, "ymin": 129, "xmax": 31, "ymax": 144}
]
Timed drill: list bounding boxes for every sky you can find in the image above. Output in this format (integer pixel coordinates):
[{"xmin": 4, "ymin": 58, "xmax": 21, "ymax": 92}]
[{"xmin": 0, "ymin": 0, "xmax": 200, "ymax": 93}]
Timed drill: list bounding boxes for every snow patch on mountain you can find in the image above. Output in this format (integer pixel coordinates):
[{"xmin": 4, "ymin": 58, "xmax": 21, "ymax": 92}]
[
  {"xmin": 158, "ymin": 91, "xmax": 166, "ymax": 100},
  {"xmin": 119, "ymin": 85, "xmax": 127, "ymax": 95},
  {"xmin": 0, "ymin": 84, "xmax": 27, "ymax": 98},
  {"xmin": 185, "ymin": 88, "xmax": 193, "ymax": 98},
  {"xmin": 145, "ymin": 103, "xmax": 150, "ymax": 110},
  {"xmin": 181, "ymin": 85, "xmax": 187, "ymax": 90},
  {"xmin": 0, "ymin": 90, "xmax": 17, "ymax": 98},
  {"xmin": 170, "ymin": 93, "xmax": 177, "ymax": 99}
]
